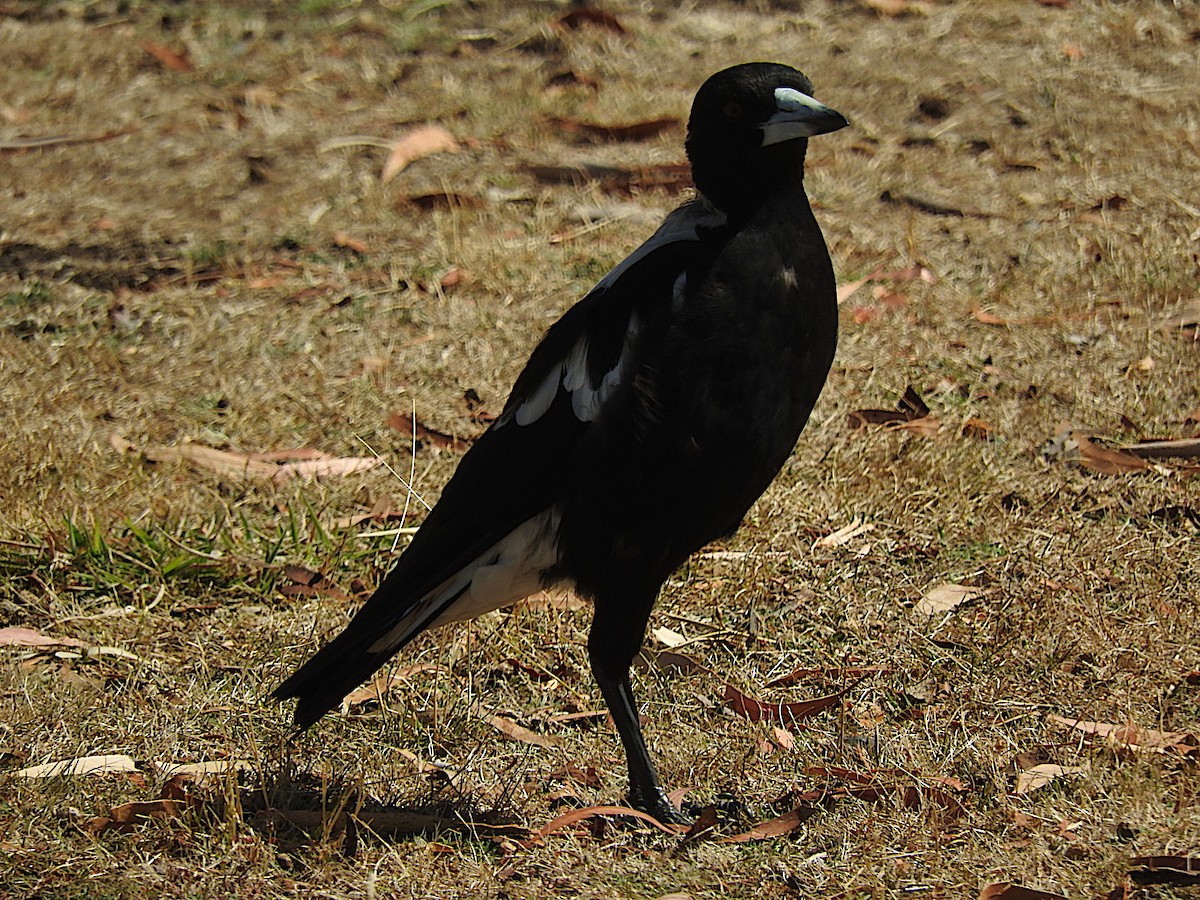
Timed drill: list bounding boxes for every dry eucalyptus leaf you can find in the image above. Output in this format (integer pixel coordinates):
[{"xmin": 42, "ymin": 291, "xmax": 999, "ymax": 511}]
[
  {"xmin": 17, "ymin": 754, "xmax": 139, "ymax": 778},
  {"xmin": 652, "ymin": 625, "xmax": 688, "ymax": 648},
  {"xmin": 718, "ymin": 806, "xmax": 817, "ymax": 842},
  {"xmin": 0, "ymin": 626, "xmax": 88, "ymax": 649},
  {"xmin": 914, "ymin": 583, "xmax": 981, "ymax": 620},
  {"xmin": 1015, "ymin": 764, "xmax": 1086, "ymax": 794},
  {"xmin": 485, "ymin": 713, "xmax": 560, "ymax": 749},
  {"xmin": 979, "ymin": 884, "xmax": 1067, "ymax": 900},
  {"xmin": 814, "ymin": 516, "xmax": 875, "ymax": 549},
  {"xmin": 381, "ymin": 125, "xmax": 459, "ymax": 183},
  {"xmin": 1048, "ymin": 715, "xmax": 1198, "ymax": 755}
]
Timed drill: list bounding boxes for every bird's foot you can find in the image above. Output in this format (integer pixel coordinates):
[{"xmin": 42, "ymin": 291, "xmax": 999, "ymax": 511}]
[{"xmin": 628, "ymin": 786, "xmax": 692, "ymax": 827}]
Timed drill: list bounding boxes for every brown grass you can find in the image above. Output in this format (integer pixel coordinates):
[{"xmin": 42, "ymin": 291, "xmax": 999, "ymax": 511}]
[{"xmin": 2, "ymin": 1, "xmax": 1198, "ymax": 897}]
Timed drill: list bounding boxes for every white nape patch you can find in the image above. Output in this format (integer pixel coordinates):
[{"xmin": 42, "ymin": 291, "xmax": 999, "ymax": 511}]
[
  {"xmin": 780, "ymin": 267, "xmax": 799, "ymax": 290},
  {"xmin": 774, "ymin": 86, "xmax": 825, "ymax": 113},
  {"xmin": 366, "ymin": 508, "xmax": 562, "ymax": 655}
]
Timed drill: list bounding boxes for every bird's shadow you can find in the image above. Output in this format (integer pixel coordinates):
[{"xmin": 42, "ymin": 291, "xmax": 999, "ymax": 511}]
[{"xmin": 204, "ymin": 767, "xmax": 528, "ymax": 858}]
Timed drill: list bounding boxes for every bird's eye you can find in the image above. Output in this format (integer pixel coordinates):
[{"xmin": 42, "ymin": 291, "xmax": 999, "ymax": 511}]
[{"xmin": 723, "ymin": 101, "xmax": 744, "ymax": 119}]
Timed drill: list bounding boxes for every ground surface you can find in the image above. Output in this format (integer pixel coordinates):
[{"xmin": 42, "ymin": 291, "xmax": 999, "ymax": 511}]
[{"xmin": 2, "ymin": 1, "xmax": 1199, "ymax": 897}]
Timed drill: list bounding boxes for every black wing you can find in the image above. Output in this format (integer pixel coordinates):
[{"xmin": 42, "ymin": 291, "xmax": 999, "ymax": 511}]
[{"xmin": 275, "ymin": 201, "xmax": 729, "ymax": 726}]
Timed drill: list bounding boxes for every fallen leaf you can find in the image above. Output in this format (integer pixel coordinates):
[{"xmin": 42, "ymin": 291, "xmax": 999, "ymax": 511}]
[
  {"xmin": 723, "ymin": 683, "xmax": 851, "ymax": 725},
  {"xmin": 17, "ymin": 754, "xmax": 139, "ymax": 778},
  {"xmin": 554, "ymin": 8, "xmax": 626, "ymax": 33},
  {"xmin": 388, "ymin": 411, "xmax": 476, "ymax": 452},
  {"xmin": 283, "ymin": 565, "xmax": 321, "ymax": 586},
  {"xmin": 485, "ymin": 713, "xmax": 559, "ymax": 749},
  {"xmin": 1048, "ymin": 715, "xmax": 1198, "ymax": 756},
  {"xmin": 395, "ymin": 747, "xmax": 453, "ymax": 778},
  {"xmin": 550, "ymin": 763, "xmax": 603, "ymax": 788},
  {"xmin": 142, "ymin": 444, "xmax": 382, "ymax": 481},
  {"xmin": 914, "ymin": 583, "xmax": 981, "ymax": 621},
  {"xmin": 803, "ymin": 767, "xmax": 967, "ymax": 818},
  {"xmin": 772, "ymin": 726, "xmax": 796, "ymax": 751},
  {"xmin": 1121, "ymin": 437, "xmax": 1200, "ymax": 460},
  {"xmin": 157, "ymin": 760, "xmax": 252, "ymax": 778},
  {"xmin": 962, "ymin": 418, "xmax": 993, "ymax": 441},
  {"xmin": 972, "ymin": 308, "xmax": 1011, "ymax": 326},
  {"xmin": 141, "ymin": 40, "xmax": 193, "ymax": 72},
  {"xmin": 718, "ymin": 806, "xmax": 817, "ymax": 842},
  {"xmin": 838, "ymin": 265, "xmax": 935, "ymax": 306},
  {"xmin": 1015, "ymin": 764, "xmax": 1086, "ymax": 794},
  {"xmin": 1161, "ymin": 301, "xmax": 1200, "ymax": 331},
  {"xmin": 332, "ymin": 232, "xmax": 369, "ymax": 254},
  {"xmin": 644, "ymin": 649, "xmax": 708, "ymax": 676},
  {"xmin": 814, "ymin": 516, "xmax": 875, "ymax": 549},
  {"xmin": 873, "ymin": 287, "xmax": 908, "ymax": 311},
  {"xmin": 528, "ymin": 805, "xmax": 683, "ymax": 843},
  {"xmin": 546, "ymin": 115, "xmax": 680, "ymax": 143},
  {"xmin": 836, "ymin": 272, "xmax": 874, "ymax": 304},
  {"xmin": 401, "ymin": 191, "xmax": 483, "ymax": 212},
  {"xmin": 881, "ymin": 189, "xmax": 991, "ymax": 218},
  {"xmin": 1129, "ymin": 856, "xmax": 1200, "ymax": 886},
  {"xmin": 861, "ymin": 0, "xmax": 911, "ymax": 13},
  {"xmin": 544, "ymin": 710, "xmax": 606, "ymax": 726},
  {"xmin": 545, "ymin": 69, "xmax": 602, "ymax": 91},
  {"xmin": 899, "ymin": 416, "xmax": 940, "ymax": 437},
  {"xmin": 438, "ymin": 267, "xmax": 468, "ymax": 290},
  {"xmin": 0, "ymin": 626, "xmax": 87, "ymax": 649},
  {"xmin": 806, "ymin": 765, "xmax": 880, "ymax": 786},
  {"xmin": 849, "ymin": 385, "xmax": 937, "ymax": 435},
  {"xmin": 1040, "ymin": 427, "xmax": 1148, "ymax": 475},
  {"xmin": 765, "ymin": 665, "xmax": 891, "ymax": 689},
  {"xmin": 1074, "ymin": 434, "xmax": 1148, "ymax": 474},
  {"xmin": 677, "ymin": 805, "xmax": 719, "ymax": 846},
  {"xmin": 523, "ymin": 162, "xmax": 692, "ymax": 195},
  {"xmin": 979, "ymin": 884, "xmax": 1067, "ymax": 900},
  {"xmin": 381, "ymin": 125, "xmax": 459, "ymax": 184},
  {"xmin": 340, "ymin": 664, "xmax": 445, "ymax": 714},
  {"xmin": 89, "ymin": 799, "xmax": 187, "ymax": 835},
  {"xmin": 878, "ymin": 265, "xmax": 938, "ymax": 284},
  {"xmin": 652, "ymin": 625, "xmax": 688, "ymax": 648}
]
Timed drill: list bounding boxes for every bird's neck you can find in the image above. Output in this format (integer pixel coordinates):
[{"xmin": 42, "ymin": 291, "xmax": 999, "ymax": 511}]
[{"xmin": 699, "ymin": 166, "xmax": 811, "ymax": 230}]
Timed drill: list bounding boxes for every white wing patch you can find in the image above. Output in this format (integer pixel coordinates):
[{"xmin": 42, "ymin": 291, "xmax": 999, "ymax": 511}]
[
  {"xmin": 505, "ymin": 200, "xmax": 725, "ymax": 429},
  {"xmin": 513, "ymin": 368, "xmax": 559, "ymax": 426},
  {"xmin": 367, "ymin": 508, "xmax": 561, "ymax": 655}
]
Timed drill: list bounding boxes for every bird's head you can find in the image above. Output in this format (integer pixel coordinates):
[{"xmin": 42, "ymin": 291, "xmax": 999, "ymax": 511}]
[{"xmin": 685, "ymin": 62, "xmax": 848, "ymax": 219}]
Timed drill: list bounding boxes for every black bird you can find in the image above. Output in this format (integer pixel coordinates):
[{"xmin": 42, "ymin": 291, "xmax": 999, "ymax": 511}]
[{"xmin": 275, "ymin": 62, "xmax": 848, "ymax": 824}]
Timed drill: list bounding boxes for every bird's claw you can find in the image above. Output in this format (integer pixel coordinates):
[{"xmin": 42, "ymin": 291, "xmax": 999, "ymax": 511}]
[{"xmin": 629, "ymin": 787, "xmax": 693, "ymax": 827}]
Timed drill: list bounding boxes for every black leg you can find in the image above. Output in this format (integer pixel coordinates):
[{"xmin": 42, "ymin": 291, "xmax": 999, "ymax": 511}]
[{"xmin": 588, "ymin": 592, "xmax": 689, "ymax": 825}]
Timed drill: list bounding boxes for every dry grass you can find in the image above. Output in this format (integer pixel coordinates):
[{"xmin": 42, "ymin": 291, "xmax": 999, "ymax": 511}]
[{"xmin": 2, "ymin": 1, "xmax": 1199, "ymax": 897}]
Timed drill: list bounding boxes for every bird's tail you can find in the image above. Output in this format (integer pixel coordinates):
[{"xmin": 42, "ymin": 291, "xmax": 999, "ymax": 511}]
[
  {"xmin": 272, "ymin": 573, "xmax": 471, "ymax": 729},
  {"xmin": 273, "ymin": 510, "xmax": 561, "ymax": 729}
]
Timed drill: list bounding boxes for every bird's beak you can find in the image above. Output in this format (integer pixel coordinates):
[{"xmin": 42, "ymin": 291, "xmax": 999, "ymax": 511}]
[{"xmin": 760, "ymin": 87, "xmax": 849, "ymax": 146}]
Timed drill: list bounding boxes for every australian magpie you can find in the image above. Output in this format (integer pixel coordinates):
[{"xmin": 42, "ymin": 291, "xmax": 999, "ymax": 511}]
[{"xmin": 275, "ymin": 62, "xmax": 848, "ymax": 824}]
